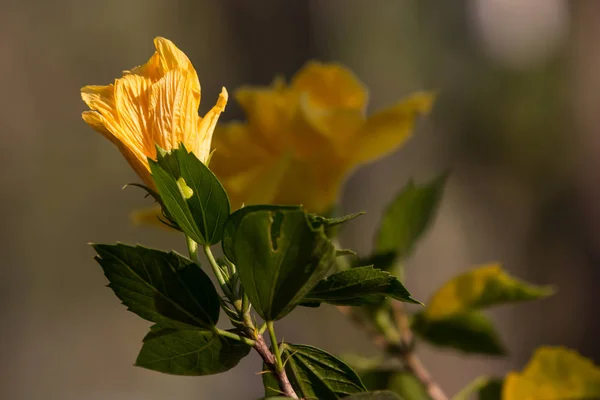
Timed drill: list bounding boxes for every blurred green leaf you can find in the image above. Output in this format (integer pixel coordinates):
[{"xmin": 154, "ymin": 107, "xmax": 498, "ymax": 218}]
[
  {"xmin": 268, "ymin": 343, "xmax": 367, "ymax": 400},
  {"xmin": 92, "ymin": 243, "xmax": 219, "ymax": 329},
  {"xmin": 149, "ymin": 145, "xmax": 230, "ymax": 244},
  {"xmin": 341, "ymin": 392, "xmax": 403, "ymax": 400},
  {"xmin": 301, "ymin": 266, "xmax": 421, "ymax": 306},
  {"xmin": 222, "ymin": 204, "xmax": 301, "ymax": 264},
  {"xmin": 361, "ymin": 369, "xmax": 430, "ymax": 400},
  {"xmin": 411, "ymin": 312, "xmax": 505, "ymax": 355},
  {"xmin": 453, "ymin": 376, "xmax": 502, "ymax": 400},
  {"xmin": 135, "ymin": 325, "xmax": 250, "ymax": 375},
  {"xmin": 375, "ymin": 175, "xmax": 447, "ymax": 263},
  {"xmin": 504, "ymin": 347, "xmax": 600, "ymax": 400},
  {"xmin": 308, "ymin": 212, "xmax": 365, "ymax": 229},
  {"xmin": 232, "ymin": 208, "xmax": 337, "ymax": 321},
  {"xmin": 424, "ymin": 264, "xmax": 554, "ymax": 320}
]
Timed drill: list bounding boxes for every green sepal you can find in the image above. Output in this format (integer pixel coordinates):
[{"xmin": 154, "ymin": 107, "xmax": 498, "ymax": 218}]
[{"xmin": 149, "ymin": 145, "xmax": 230, "ymax": 245}]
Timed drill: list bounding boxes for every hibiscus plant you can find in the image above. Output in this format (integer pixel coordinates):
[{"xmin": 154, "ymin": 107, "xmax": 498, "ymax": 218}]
[{"xmin": 81, "ymin": 38, "xmax": 600, "ymax": 400}]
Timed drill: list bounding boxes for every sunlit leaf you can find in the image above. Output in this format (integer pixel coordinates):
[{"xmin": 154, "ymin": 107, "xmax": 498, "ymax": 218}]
[
  {"xmin": 424, "ymin": 264, "xmax": 554, "ymax": 320},
  {"xmin": 503, "ymin": 347, "xmax": 600, "ymax": 400}
]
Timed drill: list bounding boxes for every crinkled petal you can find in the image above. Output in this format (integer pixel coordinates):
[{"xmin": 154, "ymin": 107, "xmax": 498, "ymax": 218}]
[
  {"xmin": 113, "ymin": 74, "xmax": 152, "ymax": 154},
  {"xmin": 147, "ymin": 69, "xmax": 200, "ymax": 156},
  {"xmin": 291, "ymin": 61, "xmax": 367, "ymax": 111},
  {"xmin": 353, "ymin": 91, "xmax": 436, "ymax": 165}
]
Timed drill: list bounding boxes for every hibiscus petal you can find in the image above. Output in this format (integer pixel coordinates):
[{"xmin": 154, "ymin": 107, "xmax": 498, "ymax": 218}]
[
  {"xmin": 194, "ymin": 87, "xmax": 228, "ymax": 163},
  {"xmin": 291, "ymin": 61, "xmax": 368, "ymax": 111},
  {"xmin": 353, "ymin": 91, "xmax": 436, "ymax": 165}
]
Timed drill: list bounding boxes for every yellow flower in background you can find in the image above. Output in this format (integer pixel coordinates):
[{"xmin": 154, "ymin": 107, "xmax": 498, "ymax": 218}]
[
  {"xmin": 81, "ymin": 37, "xmax": 228, "ymax": 187},
  {"xmin": 210, "ymin": 62, "xmax": 435, "ymax": 213}
]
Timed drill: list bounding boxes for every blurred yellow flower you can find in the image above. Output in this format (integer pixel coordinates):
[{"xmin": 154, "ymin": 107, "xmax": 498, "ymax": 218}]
[
  {"xmin": 210, "ymin": 62, "xmax": 434, "ymax": 213},
  {"xmin": 81, "ymin": 37, "xmax": 228, "ymax": 187}
]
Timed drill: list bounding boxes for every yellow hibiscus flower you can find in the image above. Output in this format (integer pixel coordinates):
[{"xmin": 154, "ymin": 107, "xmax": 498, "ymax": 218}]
[
  {"xmin": 210, "ymin": 62, "xmax": 434, "ymax": 213},
  {"xmin": 81, "ymin": 37, "xmax": 228, "ymax": 187}
]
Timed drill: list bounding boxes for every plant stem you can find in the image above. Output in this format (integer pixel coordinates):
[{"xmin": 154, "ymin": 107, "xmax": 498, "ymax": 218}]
[
  {"xmin": 338, "ymin": 304, "xmax": 448, "ymax": 400},
  {"xmin": 186, "ymin": 235, "xmax": 199, "ymax": 262},
  {"xmin": 254, "ymin": 334, "xmax": 298, "ymax": 399},
  {"xmin": 202, "ymin": 243, "xmax": 234, "ymax": 300},
  {"xmin": 388, "ymin": 302, "xmax": 448, "ymax": 400},
  {"xmin": 267, "ymin": 321, "xmax": 284, "ymax": 372},
  {"xmin": 214, "ymin": 327, "xmax": 256, "ymax": 347}
]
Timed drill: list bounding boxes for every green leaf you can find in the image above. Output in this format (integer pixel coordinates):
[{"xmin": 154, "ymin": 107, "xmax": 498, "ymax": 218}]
[
  {"xmin": 92, "ymin": 243, "xmax": 219, "ymax": 329},
  {"xmin": 135, "ymin": 325, "xmax": 250, "ymax": 375},
  {"xmin": 149, "ymin": 145, "xmax": 230, "ymax": 245},
  {"xmin": 424, "ymin": 264, "xmax": 554, "ymax": 320},
  {"xmin": 411, "ymin": 312, "xmax": 505, "ymax": 355},
  {"xmin": 453, "ymin": 376, "xmax": 502, "ymax": 400},
  {"xmin": 361, "ymin": 369, "xmax": 429, "ymax": 400},
  {"xmin": 356, "ymin": 252, "xmax": 397, "ymax": 274},
  {"xmin": 232, "ymin": 208, "xmax": 337, "ymax": 321},
  {"xmin": 503, "ymin": 347, "xmax": 600, "ymax": 400},
  {"xmin": 301, "ymin": 266, "xmax": 421, "ymax": 306},
  {"xmin": 308, "ymin": 212, "xmax": 365, "ymax": 229},
  {"xmin": 265, "ymin": 343, "xmax": 367, "ymax": 400},
  {"xmin": 222, "ymin": 204, "xmax": 301, "ymax": 264},
  {"xmin": 375, "ymin": 175, "xmax": 447, "ymax": 262},
  {"xmin": 341, "ymin": 392, "xmax": 402, "ymax": 400}
]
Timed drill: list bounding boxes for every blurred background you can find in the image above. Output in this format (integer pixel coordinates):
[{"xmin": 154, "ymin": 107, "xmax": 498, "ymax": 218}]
[{"xmin": 1, "ymin": 0, "xmax": 598, "ymax": 398}]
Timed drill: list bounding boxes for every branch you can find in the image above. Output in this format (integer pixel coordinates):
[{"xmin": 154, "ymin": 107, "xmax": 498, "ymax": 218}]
[
  {"xmin": 337, "ymin": 305, "xmax": 448, "ymax": 400},
  {"xmin": 254, "ymin": 334, "xmax": 299, "ymax": 399}
]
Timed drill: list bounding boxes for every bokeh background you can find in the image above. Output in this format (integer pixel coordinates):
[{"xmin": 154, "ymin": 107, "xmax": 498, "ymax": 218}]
[{"xmin": 1, "ymin": 0, "xmax": 599, "ymax": 399}]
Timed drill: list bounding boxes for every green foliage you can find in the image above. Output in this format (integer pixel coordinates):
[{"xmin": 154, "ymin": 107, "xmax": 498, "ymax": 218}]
[
  {"xmin": 136, "ymin": 326, "xmax": 251, "ymax": 375},
  {"xmin": 412, "ymin": 264, "xmax": 553, "ymax": 355},
  {"xmin": 453, "ymin": 376, "xmax": 502, "ymax": 400},
  {"xmin": 375, "ymin": 175, "xmax": 447, "ymax": 265},
  {"xmin": 361, "ymin": 369, "xmax": 429, "ymax": 400},
  {"xmin": 411, "ymin": 312, "xmax": 505, "ymax": 356},
  {"xmin": 263, "ymin": 343, "xmax": 367, "ymax": 400},
  {"xmin": 301, "ymin": 266, "xmax": 421, "ymax": 306},
  {"xmin": 149, "ymin": 145, "xmax": 230, "ymax": 245},
  {"xmin": 92, "ymin": 243, "xmax": 220, "ymax": 329},
  {"xmin": 341, "ymin": 392, "xmax": 403, "ymax": 400},
  {"xmin": 423, "ymin": 264, "xmax": 554, "ymax": 320},
  {"xmin": 222, "ymin": 204, "xmax": 301, "ymax": 264},
  {"xmin": 229, "ymin": 207, "xmax": 337, "ymax": 321}
]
